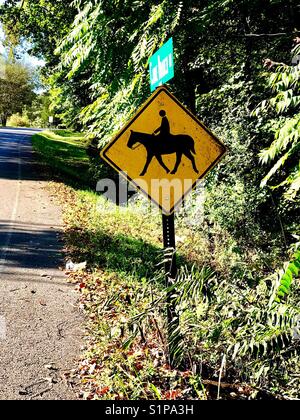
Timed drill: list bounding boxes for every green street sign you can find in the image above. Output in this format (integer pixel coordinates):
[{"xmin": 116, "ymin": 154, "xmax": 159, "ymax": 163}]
[{"xmin": 149, "ymin": 38, "xmax": 174, "ymax": 92}]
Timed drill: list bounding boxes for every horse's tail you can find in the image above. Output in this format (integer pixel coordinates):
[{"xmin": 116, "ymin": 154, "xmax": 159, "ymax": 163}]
[
  {"xmin": 185, "ymin": 136, "xmax": 197, "ymax": 155},
  {"xmin": 187, "ymin": 137, "xmax": 196, "ymax": 155}
]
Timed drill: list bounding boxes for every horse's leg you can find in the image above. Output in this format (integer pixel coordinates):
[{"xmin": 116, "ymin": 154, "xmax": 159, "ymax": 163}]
[
  {"xmin": 171, "ymin": 152, "xmax": 183, "ymax": 175},
  {"xmin": 140, "ymin": 153, "xmax": 154, "ymax": 176},
  {"xmin": 156, "ymin": 155, "xmax": 170, "ymax": 174},
  {"xmin": 185, "ymin": 150, "xmax": 199, "ymax": 174}
]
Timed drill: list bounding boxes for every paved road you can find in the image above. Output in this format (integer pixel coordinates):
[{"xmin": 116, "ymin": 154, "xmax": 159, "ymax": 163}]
[{"xmin": 0, "ymin": 128, "xmax": 82, "ymax": 400}]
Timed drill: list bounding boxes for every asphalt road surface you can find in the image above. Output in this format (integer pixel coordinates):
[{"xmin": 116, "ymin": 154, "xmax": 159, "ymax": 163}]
[{"xmin": 0, "ymin": 128, "xmax": 83, "ymax": 400}]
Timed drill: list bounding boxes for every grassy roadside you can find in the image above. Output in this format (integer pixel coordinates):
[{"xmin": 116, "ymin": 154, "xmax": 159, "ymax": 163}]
[
  {"xmin": 31, "ymin": 130, "xmax": 91, "ymax": 185},
  {"xmin": 33, "ymin": 131, "xmax": 298, "ymax": 400},
  {"xmin": 50, "ymin": 182, "xmax": 263, "ymax": 401},
  {"xmin": 50, "ymin": 183, "xmax": 211, "ymax": 400},
  {"xmin": 33, "ymin": 130, "xmax": 213, "ymax": 399}
]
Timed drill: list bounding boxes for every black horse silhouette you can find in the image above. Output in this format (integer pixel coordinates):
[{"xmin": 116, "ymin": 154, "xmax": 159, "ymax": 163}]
[{"xmin": 127, "ymin": 130, "xmax": 199, "ymax": 176}]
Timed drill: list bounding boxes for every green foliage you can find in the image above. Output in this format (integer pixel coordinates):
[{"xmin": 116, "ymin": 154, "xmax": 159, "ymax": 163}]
[
  {"xmin": 7, "ymin": 112, "xmax": 30, "ymax": 127},
  {"xmin": 4, "ymin": 94, "xmax": 53, "ymax": 128},
  {"xmin": 4, "ymin": 0, "xmax": 300, "ymax": 400},
  {"xmin": 254, "ymin": 43, "xmax": 300, "ymax": 316},
  {"xmin": 256, "ymin": 55, "xmax": 300, "ymax": 201},
  {"xmin": 32, "ymin": 130, "xmax": 91, "ymax": 184},
  {"xmin": 52, "ymin": 183, "xmax": 300, "ymax": 399},
  {"xmin": 274, "ymin": 245, "xmax": 300, "ymax": 303},
  {"xmin": 33, "ymin": 122, "xmax": 300, "ymax": 398},
  {"xmin": 0, "ymin": 0, "xmax": 86, "ymax": 130},
  {"xmin": 0, "ymin": 58, "xmax": 36, "ymax": 125},
  {"xmin": 156, "ymin": 263, "xmax": 300, "ymax": 398},
  {"xmin": 55, "ymin": 0, "xmax": 185, "ymax": 141},
  {"xmin": 0, "ymin": 0, "xmax": 76, "ymax": 67},
  {"xmin": 24, "ymin": 93, "xmax": 52, "ymax": 128},
  {"xmin": 48, "ymin": 1, "xmax": 298, "ymax": 280}
]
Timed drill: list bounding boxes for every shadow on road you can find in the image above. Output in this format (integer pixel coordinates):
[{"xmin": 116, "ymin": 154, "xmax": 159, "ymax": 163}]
[
  {"xmin": 0, "ymin": 128, "xmax": 67, "ymax": 276},
  {"xmin": 0, "ymin": 221, "xmax": 63, "ymax": 271},
  {"xmin": 0, "ymin": 130, "xmax": 48, "ymax": 182}
]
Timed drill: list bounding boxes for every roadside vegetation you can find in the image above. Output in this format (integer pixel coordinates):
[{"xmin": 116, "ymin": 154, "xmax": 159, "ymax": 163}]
[
  {"xmin": 1, "ymin": 0, "xmax": 299, "ymax": 400},
  {"xmin": 33, "ymin": 130, "xmax": 300, "ymax": 400},
  {"xmin": 0, "ymin": 56, "xmax": 53, "ymax": 129},
  {"xmin": 0, "ymin": 58, "xmax": 37, "ymax": 126},
  {"xmin": 32, "ymin": 130, "xmax": 91, "ymax": 185}
]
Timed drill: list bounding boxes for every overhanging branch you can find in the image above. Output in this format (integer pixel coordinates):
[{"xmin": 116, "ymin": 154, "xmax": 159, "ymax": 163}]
[{"xmin": 245, "ymin": 32, "xmax": 300, "ymax": 38}]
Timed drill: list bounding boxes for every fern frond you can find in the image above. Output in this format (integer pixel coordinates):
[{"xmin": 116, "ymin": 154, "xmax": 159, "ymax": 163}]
[
  {"xmin": 274, "ymin": 250, "xmax": 300, "ymax": 303},
  {"xmin": 284, "ymin": 164, "xmax": 300, "ymax": 200},
  {"xmin": 230, "ymin": 307, "xmax": 300, "ymax": 360},
  {"xmin": 259, "ymin": 115, "xmax": 300, "ymax": 189}
]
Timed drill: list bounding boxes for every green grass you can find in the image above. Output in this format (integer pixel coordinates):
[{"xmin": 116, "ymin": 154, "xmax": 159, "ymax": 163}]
[
  {"xmin": 61, "ymin": 186, "xmax": 300, "ymax": 401},
  {"xmin": 32, "ymin": 130, "xmax": 91, "ymax": 185},
  {"xmin": 54, "ymin": 184, "xmax": 208, "ymax": 400},
  {"xmin": 64, "ymin": 191, "xmax": 163, "ymax": 279},
  {"xmin": 37, "ymin": 129, "xmax": 298, "ymax": 400}
]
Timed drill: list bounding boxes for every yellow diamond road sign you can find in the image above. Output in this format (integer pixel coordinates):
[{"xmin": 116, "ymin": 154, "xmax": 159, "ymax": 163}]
[{"xmin": 101, "ymin": 86, "xmax": 226, "ymax": 215}]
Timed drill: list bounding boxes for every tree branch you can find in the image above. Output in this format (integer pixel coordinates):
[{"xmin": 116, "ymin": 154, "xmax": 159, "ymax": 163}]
[{"xmin": 245, "ymin": 32, "xmax": 299, "ymax": 38}]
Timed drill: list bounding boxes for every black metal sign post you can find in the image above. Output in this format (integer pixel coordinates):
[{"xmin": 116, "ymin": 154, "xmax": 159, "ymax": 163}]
[{"xmin": 162, "ymin": 213, "xmax": 178, "ymax": 367}]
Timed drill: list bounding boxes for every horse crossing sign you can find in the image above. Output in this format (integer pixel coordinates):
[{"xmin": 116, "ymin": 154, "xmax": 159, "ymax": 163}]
[{"xmin": 100, "ymin": 86, "xmax": 226, "ymax": 215}]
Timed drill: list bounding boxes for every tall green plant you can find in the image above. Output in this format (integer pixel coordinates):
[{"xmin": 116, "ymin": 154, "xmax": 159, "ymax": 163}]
[
  {"xmin": 57, "ymin": 0, "xmax": 185, "ymax": 142},
  {"xmin": 255, "ymin": 43, "xmax": 300, "ymax": 303},
  {"xmin": 257, "ymin": 44, "xmax": 300, "ymax": 201}
]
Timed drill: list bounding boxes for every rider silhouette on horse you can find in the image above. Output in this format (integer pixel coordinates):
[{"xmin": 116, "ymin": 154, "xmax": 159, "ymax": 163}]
[
  {"xmin": 127, "ymin": 109, "xmax": 199, "ymax": 176},
  {"xmin": 153, "ymin": 110, "xmax": 170, "ymax": 141}
]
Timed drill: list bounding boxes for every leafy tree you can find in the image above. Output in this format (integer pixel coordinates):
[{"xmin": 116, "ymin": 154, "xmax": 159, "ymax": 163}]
[
  {"xmin": 47, "ymin": 0, "xmax": 298, "ymax": 278},
  {"xmin": 1, "ymin": 0, "xmax": 300, "ymax": 399},
  {"xmin": 257, "ymin": 41, "xmax": 300, "ymax": 201},
  {"xmin": 1, "ymin": 0, "xmax": 299, "ymax": 268},
  {"xmin": 254, "ymin": 40, "xmax": 300, "ymax": 304},
  {"xmin": 0, "ymin": 59, "xmax": 36, "ymax": 126},
  {"xmin": 0, "ymin": 0, "xmax": 86, "ymax": 128},
  {"xmin": 24, "ymin": 92, "xmax": 52, "ymax": 127},
  {"xmin": 0, "ymin": 0, "xmax": 76, "ymax": 69}
]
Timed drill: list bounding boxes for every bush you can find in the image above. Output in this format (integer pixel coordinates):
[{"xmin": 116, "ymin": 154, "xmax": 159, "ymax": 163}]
[{"xmin": 7, "ymin": 113, "xmax": 31, "ymax": 127}]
